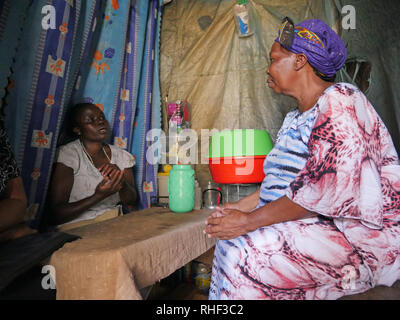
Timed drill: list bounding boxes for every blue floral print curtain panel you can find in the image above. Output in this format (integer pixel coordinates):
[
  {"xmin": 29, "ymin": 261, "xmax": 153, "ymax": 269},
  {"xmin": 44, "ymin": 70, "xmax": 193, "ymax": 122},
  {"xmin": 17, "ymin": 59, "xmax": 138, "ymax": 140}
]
[
  {"xmin": 130, "ymin": 0, "xmax": 162, "ymax": 210},
  {"xmin": 0, "ymin": 0, "xmax": 163, "ymax": 228}
]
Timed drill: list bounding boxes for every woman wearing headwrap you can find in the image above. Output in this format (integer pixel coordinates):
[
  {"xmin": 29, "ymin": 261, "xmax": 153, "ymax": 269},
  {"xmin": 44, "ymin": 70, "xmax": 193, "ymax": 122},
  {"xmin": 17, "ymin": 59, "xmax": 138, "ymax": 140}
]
[{"xmin": 204, "ymin": 18, "xmax": 400, "ymax": 300}]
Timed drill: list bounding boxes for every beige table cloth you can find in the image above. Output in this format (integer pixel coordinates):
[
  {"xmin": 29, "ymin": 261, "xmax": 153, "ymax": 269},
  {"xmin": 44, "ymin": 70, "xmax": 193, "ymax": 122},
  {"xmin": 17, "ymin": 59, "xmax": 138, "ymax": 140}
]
[{"xmin": 50, "ymin": 207, "xmax": 216, "ymax": 300}]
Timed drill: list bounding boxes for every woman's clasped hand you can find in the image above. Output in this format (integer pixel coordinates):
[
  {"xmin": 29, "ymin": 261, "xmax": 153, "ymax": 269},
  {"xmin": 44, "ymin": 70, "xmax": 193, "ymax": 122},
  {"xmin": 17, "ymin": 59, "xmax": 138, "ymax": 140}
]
[
  {"xmin": 204, "ymin": 205, "xmax": 250, "ymax": 240},
  {"xmin": 95, "ymin": 164, "xmax": 125, "ymax": 199}
]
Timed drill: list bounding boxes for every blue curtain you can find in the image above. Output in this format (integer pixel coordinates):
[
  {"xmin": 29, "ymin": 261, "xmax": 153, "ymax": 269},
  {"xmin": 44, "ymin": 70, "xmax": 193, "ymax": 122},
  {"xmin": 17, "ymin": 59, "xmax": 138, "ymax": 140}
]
[
  {"xmin": 130, "ymin": 0, "xmax": 162, "ymax": 209},
  {"xmin": 0, "ymin": 0, "xmax": 163, "ymax": 227}
]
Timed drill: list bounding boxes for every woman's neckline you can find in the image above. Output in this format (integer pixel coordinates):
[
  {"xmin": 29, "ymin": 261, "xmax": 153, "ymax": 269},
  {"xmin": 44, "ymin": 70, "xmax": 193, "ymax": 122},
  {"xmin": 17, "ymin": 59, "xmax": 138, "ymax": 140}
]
[
  {"xmin": 298, "ymin": 82, "xmax": 336, "ymax": 114},
  {"xmin": 78, "ymin": 139, "xmax": 112, "ymax": 169}
]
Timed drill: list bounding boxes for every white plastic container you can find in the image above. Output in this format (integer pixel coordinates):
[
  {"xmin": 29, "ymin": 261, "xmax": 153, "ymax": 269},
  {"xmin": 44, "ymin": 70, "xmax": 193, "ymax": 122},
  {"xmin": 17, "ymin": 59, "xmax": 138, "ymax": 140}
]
[
  {"xmin": 157, "ymin": 173, "xmax": 169, "ymax": 204},
  {"xmin": 233, "ymin": 1, "xmax": 254, "ymax": 38}
]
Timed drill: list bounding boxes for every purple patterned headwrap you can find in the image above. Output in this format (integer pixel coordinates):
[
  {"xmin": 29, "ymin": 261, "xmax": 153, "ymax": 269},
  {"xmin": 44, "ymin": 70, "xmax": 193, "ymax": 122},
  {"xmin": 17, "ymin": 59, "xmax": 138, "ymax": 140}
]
[{"xmin": 275, "ymin": 19, "xmax": 347, "ymax": 78}]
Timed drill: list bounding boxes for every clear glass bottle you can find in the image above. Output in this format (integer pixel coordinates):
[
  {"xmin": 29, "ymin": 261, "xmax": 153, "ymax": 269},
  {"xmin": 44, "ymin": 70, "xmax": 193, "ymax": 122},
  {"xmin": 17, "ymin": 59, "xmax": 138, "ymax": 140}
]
[{"xmin": 194, "ymin": 180, "xmax": 202, "ymax": 210}]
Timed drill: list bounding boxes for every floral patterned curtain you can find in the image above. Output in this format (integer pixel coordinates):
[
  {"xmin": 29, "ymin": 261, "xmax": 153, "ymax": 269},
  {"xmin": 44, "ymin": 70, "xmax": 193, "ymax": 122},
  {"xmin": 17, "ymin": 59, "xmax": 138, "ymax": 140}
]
[{"xmin": 0, "ymin": 0, "xmax": 163, "ymax": 228}]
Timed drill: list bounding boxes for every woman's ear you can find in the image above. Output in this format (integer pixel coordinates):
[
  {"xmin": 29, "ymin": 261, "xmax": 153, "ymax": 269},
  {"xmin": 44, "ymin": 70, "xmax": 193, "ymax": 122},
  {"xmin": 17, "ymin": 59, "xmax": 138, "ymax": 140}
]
[{"xmin": 294, "ymin": 53, "xmax": 308, "ymax": 71}]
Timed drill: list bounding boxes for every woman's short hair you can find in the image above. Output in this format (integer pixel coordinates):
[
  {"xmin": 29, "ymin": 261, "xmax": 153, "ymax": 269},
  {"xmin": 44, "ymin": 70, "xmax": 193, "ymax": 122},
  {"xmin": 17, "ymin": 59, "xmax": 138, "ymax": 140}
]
[{"xmin": 61, "ymin": 103, "xmax": 96, "ymax": 143}]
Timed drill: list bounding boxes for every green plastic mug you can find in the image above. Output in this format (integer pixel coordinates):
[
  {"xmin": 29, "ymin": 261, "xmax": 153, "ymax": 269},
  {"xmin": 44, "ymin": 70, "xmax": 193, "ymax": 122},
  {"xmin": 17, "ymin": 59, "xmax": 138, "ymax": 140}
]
[{"xmin": 168, "ymin": 165, "xmax": 195, "ymax": 213}]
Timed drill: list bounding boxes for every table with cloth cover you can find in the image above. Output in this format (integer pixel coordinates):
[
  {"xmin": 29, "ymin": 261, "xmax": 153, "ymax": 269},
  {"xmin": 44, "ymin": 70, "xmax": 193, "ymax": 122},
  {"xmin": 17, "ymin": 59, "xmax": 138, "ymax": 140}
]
[{"xmin": 49, "ymin": 207, "xmax": 215, "ymax": 300}]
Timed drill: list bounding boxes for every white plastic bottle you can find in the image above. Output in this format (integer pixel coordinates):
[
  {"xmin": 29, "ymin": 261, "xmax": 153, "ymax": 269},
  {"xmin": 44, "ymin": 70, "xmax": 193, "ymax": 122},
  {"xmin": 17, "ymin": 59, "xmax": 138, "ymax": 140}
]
[{"xmin": 233, "ymin": 0, "xmax": 254, "ymax": 38}]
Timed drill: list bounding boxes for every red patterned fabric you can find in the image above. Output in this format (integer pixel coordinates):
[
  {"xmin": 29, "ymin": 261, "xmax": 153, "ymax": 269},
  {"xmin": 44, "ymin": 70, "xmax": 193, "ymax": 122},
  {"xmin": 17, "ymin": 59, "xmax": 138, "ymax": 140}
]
[
  {"xmin": 287, "ymin": 83, "xmax": 400, "ymax": 228},
  {"xmin": 209, "ymin": 83, "xmax": 400, "ymax": 300},
  {"xmin": 286, "ymin": 83, "xmax": 400, "ymax": 287}
]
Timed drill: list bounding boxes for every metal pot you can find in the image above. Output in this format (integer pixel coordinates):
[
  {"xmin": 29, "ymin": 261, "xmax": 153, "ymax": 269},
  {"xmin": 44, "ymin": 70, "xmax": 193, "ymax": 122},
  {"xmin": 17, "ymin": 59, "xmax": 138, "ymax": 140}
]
[{"xmin": 202, "ymin": 184, "xmax": 223, "ymax": 210}]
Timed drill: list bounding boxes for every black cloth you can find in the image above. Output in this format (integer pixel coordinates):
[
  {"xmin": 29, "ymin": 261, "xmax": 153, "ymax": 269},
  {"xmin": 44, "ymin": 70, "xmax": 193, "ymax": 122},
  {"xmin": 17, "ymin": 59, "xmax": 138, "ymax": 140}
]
[{"xmin": 0, "ymin": 231, "xmax": 80, "ymax": 292}]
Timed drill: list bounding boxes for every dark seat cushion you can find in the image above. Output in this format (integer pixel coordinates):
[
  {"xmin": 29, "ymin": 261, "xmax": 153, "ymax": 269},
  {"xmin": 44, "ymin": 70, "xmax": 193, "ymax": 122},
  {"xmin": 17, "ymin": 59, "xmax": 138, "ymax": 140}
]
[{"xmin": 0, "ymin": 231, "xmax": 79, "ymax": 292}]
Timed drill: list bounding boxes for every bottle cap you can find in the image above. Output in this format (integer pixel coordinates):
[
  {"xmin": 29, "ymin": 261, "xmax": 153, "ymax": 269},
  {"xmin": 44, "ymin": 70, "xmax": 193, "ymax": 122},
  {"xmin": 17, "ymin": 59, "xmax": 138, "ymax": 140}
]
[{"xmin": 163, "ymin": 164, "xmax": 173, "ymax": 173}]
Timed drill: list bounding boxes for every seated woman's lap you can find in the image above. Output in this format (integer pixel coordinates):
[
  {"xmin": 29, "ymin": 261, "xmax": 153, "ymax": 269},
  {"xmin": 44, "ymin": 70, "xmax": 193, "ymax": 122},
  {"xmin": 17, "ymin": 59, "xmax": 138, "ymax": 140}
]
[{"xmin": 210, "ymin": 216, "xmax": 372, "ymax": 299}]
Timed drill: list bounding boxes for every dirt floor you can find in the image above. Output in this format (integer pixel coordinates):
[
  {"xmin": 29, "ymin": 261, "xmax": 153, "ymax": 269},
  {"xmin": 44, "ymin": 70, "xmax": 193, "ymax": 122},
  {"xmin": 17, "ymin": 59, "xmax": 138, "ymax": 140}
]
[
  {"xmin": 148, "ymin": 281, "xmax": 209, "ymax": 300},
  {"xmin": 339, "ymin": 280, "xmax": 400, "ymax": 300}
]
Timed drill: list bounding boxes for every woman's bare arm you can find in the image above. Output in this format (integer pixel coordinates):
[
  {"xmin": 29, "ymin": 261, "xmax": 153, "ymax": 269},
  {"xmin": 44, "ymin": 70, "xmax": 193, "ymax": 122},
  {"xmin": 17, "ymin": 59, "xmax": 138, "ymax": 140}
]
[
  {"xmin": 49, "ymin": 163, "xmax": 123, "ymax": 225},
  {"xmin": 0, "ymin": 177, "xmax": 27, "ymax": 233}
]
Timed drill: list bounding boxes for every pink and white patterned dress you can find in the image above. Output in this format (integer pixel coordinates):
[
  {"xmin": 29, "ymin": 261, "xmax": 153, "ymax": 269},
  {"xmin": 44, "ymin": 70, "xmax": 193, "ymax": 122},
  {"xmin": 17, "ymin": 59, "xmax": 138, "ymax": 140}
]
[{"xmin": 209, "ymin": 83, "xmax": 400, "ymax": 300}]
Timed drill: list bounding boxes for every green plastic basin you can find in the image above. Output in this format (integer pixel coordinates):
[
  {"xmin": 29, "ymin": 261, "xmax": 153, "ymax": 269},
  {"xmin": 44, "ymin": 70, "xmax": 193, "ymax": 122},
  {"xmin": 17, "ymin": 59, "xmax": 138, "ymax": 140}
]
[{"xmin": 208, "ymin": 129, "xmax": 273, "ymax": 158}]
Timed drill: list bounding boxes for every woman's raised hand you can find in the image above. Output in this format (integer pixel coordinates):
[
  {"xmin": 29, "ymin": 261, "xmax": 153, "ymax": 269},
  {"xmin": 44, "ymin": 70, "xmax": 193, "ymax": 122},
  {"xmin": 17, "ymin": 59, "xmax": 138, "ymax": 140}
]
[
  {"xmin": 98, "ymin": 163, "xmax": 121, "ymax": 178},
  {"xmin": 95, "ymin": 169, "xmax": 124, "ymax": 199}
]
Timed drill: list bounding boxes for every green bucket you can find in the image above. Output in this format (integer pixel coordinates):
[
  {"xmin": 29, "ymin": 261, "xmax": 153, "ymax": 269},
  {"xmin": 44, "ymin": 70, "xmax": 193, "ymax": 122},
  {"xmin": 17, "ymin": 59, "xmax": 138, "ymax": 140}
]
[{"xmin": 208, "ymin": 129, "xmax": 273, "ymax": 158}]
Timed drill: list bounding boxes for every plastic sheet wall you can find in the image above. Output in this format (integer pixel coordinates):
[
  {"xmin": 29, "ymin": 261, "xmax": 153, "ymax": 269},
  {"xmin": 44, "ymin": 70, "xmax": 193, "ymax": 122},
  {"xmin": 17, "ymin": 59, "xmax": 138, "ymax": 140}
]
[
  {"xmin": 337, "ymin": 0, "xmax": 400, "ymax": 154},
  {"xmin": 160, "ymin": 0, "xmax": 335, "ymax": 187},
  {"xmin": 160, "ymin": 0, "xmax": 400, "ymax": 188}
]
